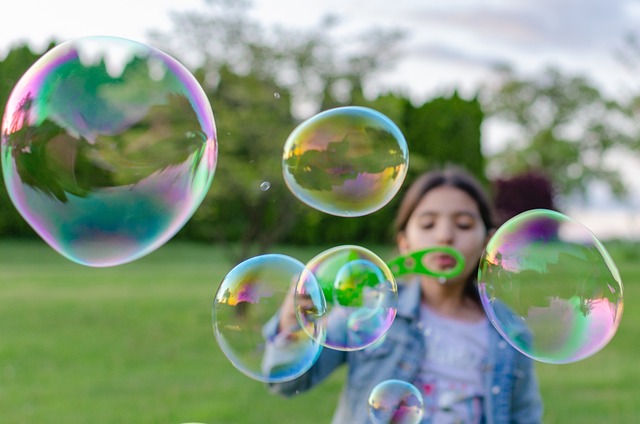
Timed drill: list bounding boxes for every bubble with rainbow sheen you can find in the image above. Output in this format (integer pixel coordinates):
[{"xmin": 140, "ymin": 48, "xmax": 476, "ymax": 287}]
[
  {"xmin": 298, "ymin": 245, "xmax": 397, "ymax": 351},
  {"xmin": 282, "ymin": 106, "xmax": 408, "ymax": 217},
  {"xmin": 212, "ymin": 254, "xmax": 326, "ymax": 383},
  {"xmin": 1, "ymin": 36, "xmax": 217, "ymax": 267},
  {"xmin": 478, "ymin": 209, "xmax": 623, "ymax": 364},
  {"xmin": 368, "ymin": 379, "xmax": 424, "ymax": 424}
]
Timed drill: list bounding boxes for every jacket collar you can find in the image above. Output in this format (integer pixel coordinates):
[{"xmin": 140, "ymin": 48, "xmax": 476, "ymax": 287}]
[
  {"xmin": 395, "ymin": 278, "xmax": 423, "ymax": 319},
  {"xmin": 394, "ymin": 278, "xmax": 531, "ymax": 345}
]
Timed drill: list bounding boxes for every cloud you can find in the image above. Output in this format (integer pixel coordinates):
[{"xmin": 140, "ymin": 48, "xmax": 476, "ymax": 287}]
[
  {"xmin": 511, "ymin": 0, "xmax": 637, "ymax": 48},
  {"xmin": 351, "ymin": 0, "xmax": 638, "ymax": 97},
  {"xmin": 411, "ymin": 43, "xmax": 508, "ymax": 70},
  {"xmin": 400, "ymin": 0, "xmax": 638, "ymax": 51}
]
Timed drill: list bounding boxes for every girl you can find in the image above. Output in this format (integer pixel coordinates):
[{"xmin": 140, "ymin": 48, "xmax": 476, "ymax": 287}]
[{"xmin": 268, "ymin": 166, "xmax": 543, "ymax": 423}]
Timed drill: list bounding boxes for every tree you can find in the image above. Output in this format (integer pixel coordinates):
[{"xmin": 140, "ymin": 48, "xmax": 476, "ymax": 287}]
[
  {"xmin": 150, "ymin": 0, "xmax": 405, "ymax": 118},
  {"xmin": 482, "ymin": 67, "xmax": 638, "ymax": 202},
  {"xmin": 150, "ymin": 0, "xmax": 408, "ymax": 260},
  {"xmin": 177, "ymin": 65, "xmax": 303, "ymax": 261},
  {"xmin": 403, "ymin": 91, "xmax": 486, "ymax": 185},
  {"xmin": 0, "ymin": 43, "xmax": 56, "ymax": 237},
  {"xmin": 285, "ymin": 93, "xmax": 487, "ymax": 246},
  {"xmin": 0, "ymin": 2, "xmax": 492, "ymax": 257},
  {"xmin": 493, "ymin": 171, "xmax": 556, "ymax": 226}
]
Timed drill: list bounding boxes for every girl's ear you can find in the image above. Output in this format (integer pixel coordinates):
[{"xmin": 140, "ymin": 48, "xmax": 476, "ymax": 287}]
[{"xmin": 397, "ymin": 231, "xmax": 409, "ymax": 254}]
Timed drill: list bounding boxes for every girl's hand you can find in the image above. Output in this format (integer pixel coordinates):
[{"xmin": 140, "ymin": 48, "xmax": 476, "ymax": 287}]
[
  {"xmin": 278, "ymin": 283, "xmax": 319, "ymax": 334},
  {"xmin": 278, "ymin": 283, "xmax": 300, "ymax": 333}
]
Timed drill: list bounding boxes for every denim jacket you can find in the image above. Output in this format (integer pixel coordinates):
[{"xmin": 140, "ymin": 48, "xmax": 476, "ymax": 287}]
[{"xmin": 267, "ymin": 280, "xmax": 543, "ymax": 424}]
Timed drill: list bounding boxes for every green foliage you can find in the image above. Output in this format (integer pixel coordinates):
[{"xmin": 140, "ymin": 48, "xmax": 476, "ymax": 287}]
[
  {"xmin": 403, "ymin": 91, "xmax": 486, "ymax": 185},
  {"xmin": 283, "ymin": 93, "xmax": 486, "ymax": 246},
  {"xmin": 0, "ymin": 43, "xmax": 53, "ymax": 237},
  {"xmin": 150, "ymin": 0, "xmax": 414, "ymax": 256},
  {"xmin": 483, "ymin": 67, "xmax": 639, "ymax": 201},
  {"xmin": 177, "ymin": 65, "xmax": 304, "ymax": 261},
  {"xmin": 0, "ymin": 2, "xmax": 487, "ymax": 257}
]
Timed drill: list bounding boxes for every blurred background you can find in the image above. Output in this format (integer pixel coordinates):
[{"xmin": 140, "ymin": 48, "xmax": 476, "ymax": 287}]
[
  {"xmin": 2, "ymin": 0, "xmax": 640, "ymax": 258},
  {"xmin": 1, "ymin": 0, "xmax": 639, "ymax": 423}
]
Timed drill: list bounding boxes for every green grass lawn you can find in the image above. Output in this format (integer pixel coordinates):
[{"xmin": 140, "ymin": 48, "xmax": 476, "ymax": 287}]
[{"xmin": 0, "ymin": 239, "xmax": 638, "ymax": 423}]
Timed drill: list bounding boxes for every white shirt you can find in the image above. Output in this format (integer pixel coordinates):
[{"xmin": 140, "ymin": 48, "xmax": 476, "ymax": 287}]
[{"xmin": 415, "ymin": 304, "xmax": 489, "ymax": 424}]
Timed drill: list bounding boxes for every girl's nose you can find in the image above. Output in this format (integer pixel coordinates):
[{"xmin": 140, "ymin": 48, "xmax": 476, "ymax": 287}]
[{"xmin": 435, "ymin": 221, "xmax": 454, "ymax": 245}]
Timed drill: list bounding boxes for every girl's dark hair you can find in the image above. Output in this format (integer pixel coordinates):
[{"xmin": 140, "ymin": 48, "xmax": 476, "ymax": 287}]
[{"xmin": 394, "ymin": 166, "xmax": 496, "ymax": 305}]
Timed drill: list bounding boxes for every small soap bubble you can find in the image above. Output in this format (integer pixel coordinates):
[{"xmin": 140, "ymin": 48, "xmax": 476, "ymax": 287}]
[
  {"xmin": 282, "ymin": 106, "xmax": 408, "ymax": 217},
  {"xmin": 260, "ymin": 181, "xmax": 271, "ymax": 191},
  {"xmin": 478, "ymin": 209, "xmax": 623, "ymax": 364},
  {"xmin": 1, "ymin": 36, "xmax": 217, "ymax": 267},
  {"xmin": 298, "ymin": 245, "xmax": 397, "ymax": 351},
  {"xmin": 368, "ymin": 379, "xmax": 424, "ymax": 424},
  {"xmin": 212, "ymin": 254, "xmax": 326, "ymax": 383}
]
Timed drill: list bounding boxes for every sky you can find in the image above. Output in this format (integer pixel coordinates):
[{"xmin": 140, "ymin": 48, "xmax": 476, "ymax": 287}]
[
  {"xmin": 2, "ymin": 0, "xmax": 639, "ymax": 100},
  {"xmin": 2, "ymin": 0, "xmax": 640, "ymax": 237}
]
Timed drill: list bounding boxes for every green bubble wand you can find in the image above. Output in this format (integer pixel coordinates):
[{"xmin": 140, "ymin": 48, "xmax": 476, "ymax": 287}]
[{"xmin": 386, "ymin": 246, "xmax": 465, "ymax": 283}]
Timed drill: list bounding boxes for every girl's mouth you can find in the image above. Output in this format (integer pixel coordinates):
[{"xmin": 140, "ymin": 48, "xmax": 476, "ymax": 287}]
[{"xmin": 434, "ymin": 254, "xmax": 457, "ymax": 269}]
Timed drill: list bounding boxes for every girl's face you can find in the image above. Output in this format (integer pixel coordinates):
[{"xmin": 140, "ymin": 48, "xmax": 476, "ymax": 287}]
[{"xmin": 397, "ymin": 185, "xmax": 489, "ymax": 283}]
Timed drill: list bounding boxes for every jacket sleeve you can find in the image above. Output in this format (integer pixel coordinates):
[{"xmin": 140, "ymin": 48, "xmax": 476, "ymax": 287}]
[
  {"xmin": 262, "ymin": 311, "xmax": 348, "ymax": 397},
  {"xmin": 510, "ymin": 351, "xmax": 543, "ymax": 423},
  {"xmin": 488, "ymin": 301, "xmax": 544, "ymax": 423}
]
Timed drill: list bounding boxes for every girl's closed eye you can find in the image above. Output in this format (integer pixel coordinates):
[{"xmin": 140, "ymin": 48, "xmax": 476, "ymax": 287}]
[
  {"xmin": 455, "ymin": 214, "xmax": 477, "ymax": 230},
  {"xmin": 417, "ymin": 216, "xmax": 436, "ymax": 229}
]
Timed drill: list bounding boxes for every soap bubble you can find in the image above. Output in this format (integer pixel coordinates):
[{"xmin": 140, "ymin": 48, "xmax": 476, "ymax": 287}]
[
  {"xmin": 299, "ymin": 245, "xmax": 397, "ymax": 351},
  {"xmin": 1, "ymin": 36, "xmax": 217, "ymax": 267},
  {"xmin": 478, "ymin": 209, "xmax": 623, "ymax": 364},
  {"xmin": 368, "ymin": 379, "xmax": 424, "ymax": 424},
  {"xmin": 260, "ymin": 181, "xmax": 271, "ymax": 191},
  {"xmin": 282, "ymin": 106, "xmax": 408, "ymax": 217},
  {"xmin": 212, "ymin": 254, "xmax": 326, "ymax": 383}
]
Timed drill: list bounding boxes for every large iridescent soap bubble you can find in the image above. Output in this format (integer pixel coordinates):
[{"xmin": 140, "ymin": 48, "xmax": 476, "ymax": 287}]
[
  {"xmin": 478, "ymin": 209, "xmax": 623, "ymax": 364},
  {"xmin": 212, "ymin": 254, "xmax": 326, "ymax": 383},
  {"xmin": 368, "ymin": 379, "xmax": 424, "ymax": 424},
  {"xmin": 298, "ymin": 245, "xmax": 397, "ymax": 351},
  {"xmin": 1, "ymin": 36, "xmax": 217, "ymax": 267},
  {"xmin": 282, "ymin": 106, "xmax": 408, "ymax": 217}
]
